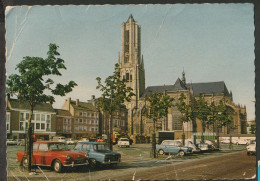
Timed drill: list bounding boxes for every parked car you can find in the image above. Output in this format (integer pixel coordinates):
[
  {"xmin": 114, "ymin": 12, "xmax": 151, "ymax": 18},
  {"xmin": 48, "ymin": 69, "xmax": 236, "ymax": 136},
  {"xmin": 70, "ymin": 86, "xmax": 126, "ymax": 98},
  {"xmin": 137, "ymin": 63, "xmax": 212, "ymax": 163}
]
[
  {"xmin": 17, "ymin": 139, "xmax": 25, "ymax": 146},
  {"xmin": 78, "ymin": 137, "xmax": 90, "ymax": 142},
  {"xmin": 52, "ymin": 136, "xmax": 66, "ymax": 143},
  {"xmin": 220, "ymin": 139, "xmax": 231, "ymax": 144},
  {"xmin": 232, "ymin": 138, "xmax": 250, "ymax": 145},
  {"xmin": 73, "ymin": 142, "xmax": 121, "ymax": 168},
  {"xmin": 246, "ymin": 140, "xmax": 256, "ymax": 155},
  {"xmin": 203, "ymin": 140, "xmax": 218, "ymax": 151},
  {"xmin": 156, "ymin": 140, "xmax": 193, "ymax": 156},
  {"xmin": 176, "ymin": 139, "xmax": 200, "ymax": 153},
  {"xmin": 118, "ymin": 138, "xmax": 130, "ymax": 148},
  {"xmin": 195, "ymin": 140, "xmax": 211, "ymax": 151},
  {"xmin": 96, "ymin": 136, "xmax": 105, "ymax": 142},
  {"xmin": 6, "ymin": 139, "xmax": 17, "ymax": 145},
  {"xmin": 66, "ymin": 138, "xmax": 77, "ymax": 145},
  {"xmin": 16, "ymin": 141, "xmax": 88, "ymax": 173}
]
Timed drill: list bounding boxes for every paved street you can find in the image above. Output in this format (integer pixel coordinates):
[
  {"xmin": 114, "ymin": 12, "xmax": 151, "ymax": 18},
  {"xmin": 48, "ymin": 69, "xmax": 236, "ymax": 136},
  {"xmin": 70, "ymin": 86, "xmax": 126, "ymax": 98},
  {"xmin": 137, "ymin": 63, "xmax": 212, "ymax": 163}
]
[{"xmin": 7, "ymin": 144, "xmax": 256, "ymax": 180}]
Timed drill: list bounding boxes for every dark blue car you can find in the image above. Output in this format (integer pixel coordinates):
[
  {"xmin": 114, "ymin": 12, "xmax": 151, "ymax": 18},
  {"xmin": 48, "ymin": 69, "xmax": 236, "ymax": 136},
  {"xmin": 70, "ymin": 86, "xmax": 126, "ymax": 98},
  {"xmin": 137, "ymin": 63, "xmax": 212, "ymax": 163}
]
[{"xmin": 73, "ymin": 142, "xmax": 121, "ymax": 168}]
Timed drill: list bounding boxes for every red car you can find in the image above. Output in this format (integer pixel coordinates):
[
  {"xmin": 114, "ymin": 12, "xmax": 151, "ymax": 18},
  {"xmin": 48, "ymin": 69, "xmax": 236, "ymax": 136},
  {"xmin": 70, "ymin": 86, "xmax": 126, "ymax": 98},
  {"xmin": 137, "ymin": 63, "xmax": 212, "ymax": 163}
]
[{"xmin": 16, "ymin": 141, "xmax": 88, "ymax": 172}]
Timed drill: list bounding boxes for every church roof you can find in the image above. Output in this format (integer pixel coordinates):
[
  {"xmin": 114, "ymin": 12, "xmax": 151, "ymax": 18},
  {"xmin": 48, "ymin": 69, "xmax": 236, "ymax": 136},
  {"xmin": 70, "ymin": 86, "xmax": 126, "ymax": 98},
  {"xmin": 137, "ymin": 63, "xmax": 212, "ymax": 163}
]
[
  {"xmin": 143, "ymin": 80, "xmax": 230, "ymax": 97},
  {"xmin": 187, "ymin": 81, "xmax": 230, "ymax": 96},
  {"xmin": 172, "ymin": 78, "xmax": 187, "ymax": 91}
]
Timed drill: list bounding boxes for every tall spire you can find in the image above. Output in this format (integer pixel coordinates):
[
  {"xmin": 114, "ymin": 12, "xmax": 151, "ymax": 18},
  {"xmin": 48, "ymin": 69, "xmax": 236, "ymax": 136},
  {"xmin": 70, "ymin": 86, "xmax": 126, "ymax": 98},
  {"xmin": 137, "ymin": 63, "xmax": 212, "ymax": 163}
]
[
  {"xmin": 182, "ymin": 68, "xmax": 186, "ymax": 85},
  {"xmin": 118, "ymin": 52, "xmax": 120, "ymax": 65},
  {"xmin": 127, "ymin": 14, "xmax": 135, "ymax": 22}
]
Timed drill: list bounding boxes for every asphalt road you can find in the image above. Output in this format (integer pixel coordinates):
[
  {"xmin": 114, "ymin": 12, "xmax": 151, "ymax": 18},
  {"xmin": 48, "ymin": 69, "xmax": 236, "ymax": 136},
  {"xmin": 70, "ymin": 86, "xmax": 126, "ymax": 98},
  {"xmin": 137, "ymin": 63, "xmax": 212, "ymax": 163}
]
[
  {"xmin": 110, "ymin": 150, "xmax": 256, "ymax": 180},
  {"xmin": 6, "ymin": 144, "xmax": 256, "ymax": 180}
]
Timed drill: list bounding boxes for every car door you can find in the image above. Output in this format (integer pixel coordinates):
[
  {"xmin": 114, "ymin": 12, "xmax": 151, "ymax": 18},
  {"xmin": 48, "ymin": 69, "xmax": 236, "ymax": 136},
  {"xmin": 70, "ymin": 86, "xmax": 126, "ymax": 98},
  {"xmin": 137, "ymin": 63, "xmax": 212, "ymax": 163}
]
[
  {"xmin": 31, "ymin": 143, "xmax": 39, "ymax": 164},
  {"xmin": 37, "ymin": 143, "xmax": 49, "ymax": 165}
]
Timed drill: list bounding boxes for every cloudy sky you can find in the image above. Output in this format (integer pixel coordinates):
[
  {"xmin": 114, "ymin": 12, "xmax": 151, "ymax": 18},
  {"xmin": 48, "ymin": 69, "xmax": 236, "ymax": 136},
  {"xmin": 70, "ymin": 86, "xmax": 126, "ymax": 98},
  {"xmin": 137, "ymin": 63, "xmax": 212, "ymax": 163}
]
[{"xmin": 5, "ymin": 4, "xmax": 255, "ymax": 120}]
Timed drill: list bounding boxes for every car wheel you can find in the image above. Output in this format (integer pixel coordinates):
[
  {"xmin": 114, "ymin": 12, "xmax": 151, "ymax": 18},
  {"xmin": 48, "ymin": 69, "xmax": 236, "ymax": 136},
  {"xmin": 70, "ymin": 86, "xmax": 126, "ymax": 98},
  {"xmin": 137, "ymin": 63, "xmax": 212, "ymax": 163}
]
[
  {"xmin": 21, "ymin": 157, "xmax": 28, "ymax": 168},
  {"xmin": 247, "ymin": 152, "xmax": 250, "ymax": 156},
  {"xmin": 111, "ymin": 163, "xmax": 117, "ymax": 168},
  {"xmin": 89, "ymin": 159, "xmax": 97, "ymax": 168},
  {"xmin": 158, "ymin": 149, "xmax": 164, "ymax": 155},
  {"xmin": 178, "ymin": 150, "xmax": 185, "ymax": 157},
  {"xmin": 53, "ymin": 160, "xmax": 63, "ymax": 173}
]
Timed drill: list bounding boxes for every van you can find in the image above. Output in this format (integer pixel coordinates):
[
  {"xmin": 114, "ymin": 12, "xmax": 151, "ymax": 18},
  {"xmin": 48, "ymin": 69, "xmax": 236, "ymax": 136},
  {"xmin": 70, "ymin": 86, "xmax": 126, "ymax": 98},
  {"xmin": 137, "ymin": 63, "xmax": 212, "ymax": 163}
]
[{"xmin": 52, "ymin": 136, "xmax": 66, "ymax": 143}]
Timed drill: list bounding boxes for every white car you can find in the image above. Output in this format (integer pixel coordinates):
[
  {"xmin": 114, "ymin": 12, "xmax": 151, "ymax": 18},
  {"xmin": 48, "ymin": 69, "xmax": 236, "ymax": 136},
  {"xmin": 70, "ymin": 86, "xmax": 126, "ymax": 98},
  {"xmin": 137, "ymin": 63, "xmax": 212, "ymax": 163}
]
[
  {"xmin": 220, "ymin": 139, "xmax": 231, "ymax": 144},
  {"xmin": 66, "ymin": 138, "xmax": 77, "ymax": 145},
  {"xmin": 246, "ymin": 140, "xmax": 256, "ymax": 155},
  {"xmin": 118, "ymin": 138, "xmax": 130, "ymax": 148},
  {"xmin": 232, "ymin": 139, "xmax": 249, "ymax": 145},
  {"xmin": 6, "ymin": 139, "xmax": 17, "ymax": 145}
]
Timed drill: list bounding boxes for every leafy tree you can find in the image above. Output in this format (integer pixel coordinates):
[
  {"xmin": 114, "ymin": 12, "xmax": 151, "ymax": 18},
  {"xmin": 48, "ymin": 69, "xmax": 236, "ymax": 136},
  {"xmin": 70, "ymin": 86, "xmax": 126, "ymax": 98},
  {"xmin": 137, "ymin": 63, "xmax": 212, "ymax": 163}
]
[
  {"xmin": 176, "ymin": 93, "xmax": 196, "ymax": 145},
  {"xmin": 96, "ymin": 63, "xmax": 134, "ymax": 150},
  {"xmin": 249, "ymin": 124, "xmax": 256, "ymax": 134},
  {"xmin": 145, "ymin": 91, "xmax": 173, "ymax": 158},
  {"xmin": 6, "ymin": 44, "xmax": 77, "ymax": 172},
  {"xmin": 196, "ymin": 95, "xmax": 211, "ymax": 142},
  {"xmin": 207, "ymin": 102, "xmax": 217, "ymax": 139},
  {"xmin": 216, "ymin": 100, "xmax": 233, "ymax": 133}
]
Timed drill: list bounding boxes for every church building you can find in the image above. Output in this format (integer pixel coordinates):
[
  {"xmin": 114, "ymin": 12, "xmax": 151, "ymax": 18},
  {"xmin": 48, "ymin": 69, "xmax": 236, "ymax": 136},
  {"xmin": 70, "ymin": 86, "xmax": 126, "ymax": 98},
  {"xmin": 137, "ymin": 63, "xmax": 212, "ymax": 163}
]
[{"xmin": 116, "ymin": 15, "xmax": 247, "ymax": 141}]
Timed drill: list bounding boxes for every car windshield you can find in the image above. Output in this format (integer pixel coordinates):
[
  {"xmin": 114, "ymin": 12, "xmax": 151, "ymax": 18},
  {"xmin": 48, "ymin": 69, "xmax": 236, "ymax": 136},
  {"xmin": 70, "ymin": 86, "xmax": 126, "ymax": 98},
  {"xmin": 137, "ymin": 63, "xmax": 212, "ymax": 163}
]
[
  {"xmin": 120, "ymin": 139, "xmax": 129, "ymax": 141},
  {"xmin": 49, "ymin": 143, "xmax": 69, "ymax": 151},
  {"xmin": 93, "ymin": 144, "xmax": 110, "ymax": 152}
]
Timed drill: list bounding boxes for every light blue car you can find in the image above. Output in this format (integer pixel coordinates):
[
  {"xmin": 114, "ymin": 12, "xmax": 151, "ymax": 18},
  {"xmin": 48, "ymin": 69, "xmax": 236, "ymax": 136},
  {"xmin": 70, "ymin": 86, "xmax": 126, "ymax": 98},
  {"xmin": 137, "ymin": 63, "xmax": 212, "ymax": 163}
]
[
  {"xmin": 73, "ymin": 142, "xmax": 121, "ymax": 168},
  {"xmin": 156, "ymin": 140, "xmax": 193, "ymax": 156}
]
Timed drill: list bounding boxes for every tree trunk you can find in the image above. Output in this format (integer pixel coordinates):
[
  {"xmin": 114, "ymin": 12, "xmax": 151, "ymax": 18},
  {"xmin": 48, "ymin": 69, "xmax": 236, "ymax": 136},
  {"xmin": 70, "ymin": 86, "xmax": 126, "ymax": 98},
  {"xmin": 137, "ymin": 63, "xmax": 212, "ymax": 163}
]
[
  {"xmin": 201, "ymin": 121, "xmax": 205, "ymax": 143},
  {"xmin": 108, "ymin": 113, "xmax": 113, "ymax": 151},
  {"xmin": 27, "ymin": 108, "xmax": 33, "ymax": 172},
  {"xmin": 152, "ymin": 119, "xmax": 156, "ymax": 158}
]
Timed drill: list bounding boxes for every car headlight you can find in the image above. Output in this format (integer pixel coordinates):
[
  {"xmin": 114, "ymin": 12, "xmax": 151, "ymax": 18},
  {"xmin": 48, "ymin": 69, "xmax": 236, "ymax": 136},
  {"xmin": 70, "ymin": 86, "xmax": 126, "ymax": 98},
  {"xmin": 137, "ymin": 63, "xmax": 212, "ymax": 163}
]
[{"xmin": 66, "ymin": 154, "xmax": 71, "ymax": 160}]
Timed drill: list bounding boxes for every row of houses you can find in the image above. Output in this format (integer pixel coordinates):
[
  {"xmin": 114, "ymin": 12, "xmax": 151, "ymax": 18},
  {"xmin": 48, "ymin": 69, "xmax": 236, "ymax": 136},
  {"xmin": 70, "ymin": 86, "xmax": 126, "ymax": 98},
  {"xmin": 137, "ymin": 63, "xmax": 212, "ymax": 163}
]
[{"xmin": 6, "ymin": 95, "xmax": 128, "ymax": 140}]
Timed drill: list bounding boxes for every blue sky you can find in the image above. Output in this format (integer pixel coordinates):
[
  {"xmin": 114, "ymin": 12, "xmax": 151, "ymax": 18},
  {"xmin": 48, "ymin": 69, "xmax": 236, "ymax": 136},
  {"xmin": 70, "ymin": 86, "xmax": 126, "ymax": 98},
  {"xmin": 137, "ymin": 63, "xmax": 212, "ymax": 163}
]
[{"xmin": 5, "ymin": 4, "xmax": 255, "ymax": 120}]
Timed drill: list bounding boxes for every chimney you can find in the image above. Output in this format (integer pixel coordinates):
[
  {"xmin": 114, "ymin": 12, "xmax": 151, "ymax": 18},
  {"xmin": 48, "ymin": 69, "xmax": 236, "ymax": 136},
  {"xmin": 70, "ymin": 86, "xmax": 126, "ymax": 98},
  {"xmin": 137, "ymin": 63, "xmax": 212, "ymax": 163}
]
[
  {"xmin": 91, "ymin": 95, "xmax": 95, "ymax": 106},
  {"xmin": 76, "ymin": 99, "xmax": 79, "ymax": 106}
]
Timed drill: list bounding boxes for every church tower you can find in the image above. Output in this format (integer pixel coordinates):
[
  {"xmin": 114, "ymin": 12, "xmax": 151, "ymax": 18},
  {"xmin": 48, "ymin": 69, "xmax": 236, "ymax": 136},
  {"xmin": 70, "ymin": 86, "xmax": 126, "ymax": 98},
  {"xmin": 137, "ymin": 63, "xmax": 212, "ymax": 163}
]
[{"xmin": 118, "ymin": 14, "xmax": 145, "ymax": 108}]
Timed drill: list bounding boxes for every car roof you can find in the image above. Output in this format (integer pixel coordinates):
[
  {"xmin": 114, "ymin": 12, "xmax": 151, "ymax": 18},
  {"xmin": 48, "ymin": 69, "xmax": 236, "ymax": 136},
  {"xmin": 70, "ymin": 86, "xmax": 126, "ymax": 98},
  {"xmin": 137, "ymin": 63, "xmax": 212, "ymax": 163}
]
[
  {"xmin": 78, "ymin": 141, "xmax": 104, "ymax": 144},
  {"xmin": 34, "ymin": 141, "xmax": 64, "ymax": 144}
]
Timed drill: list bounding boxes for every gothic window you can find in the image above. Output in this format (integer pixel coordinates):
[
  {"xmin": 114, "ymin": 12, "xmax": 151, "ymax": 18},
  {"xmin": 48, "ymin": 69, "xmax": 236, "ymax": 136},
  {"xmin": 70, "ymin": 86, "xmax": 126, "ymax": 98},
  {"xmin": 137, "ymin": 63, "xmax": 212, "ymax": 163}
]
[
  {"xmin": 126, "ymin": 73, "xmax": 130, "ymax": 81},
  {"xmin": 130, "ymin": 74, "xmax": 132, "ymax": 81}
]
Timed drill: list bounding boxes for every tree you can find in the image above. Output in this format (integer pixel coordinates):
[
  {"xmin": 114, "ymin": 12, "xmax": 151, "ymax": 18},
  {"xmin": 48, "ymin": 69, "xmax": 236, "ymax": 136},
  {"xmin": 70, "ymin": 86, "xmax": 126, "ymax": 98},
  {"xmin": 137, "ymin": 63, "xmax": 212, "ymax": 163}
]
[
  {"xmin": 6, "ymin": 44, "xmax": 77, "ymax": 172},
  {"xmin": 216, "ymin": 100, "xmax": 233, "ymax": 132},
  {"xmin": 96, "ymin": 63, "xmax": 134, "ymax": 150},
  {"xmin": 207, "ymin": 102, "xmax": 217, "ymax": 140},
  {"xmin": 145, "ymin": 91, "xmax": 173, "ymax": 158},
  {"xmin": 249, "ymin": 124, "xmax": 256, "ymax": 134},
  {"xmin": 176, "ymin": 93, "xmax": 196, "ymax": 145},
  {"xmin": 196, "ymin": 95, "xmax": 211, "ymax": 142}
]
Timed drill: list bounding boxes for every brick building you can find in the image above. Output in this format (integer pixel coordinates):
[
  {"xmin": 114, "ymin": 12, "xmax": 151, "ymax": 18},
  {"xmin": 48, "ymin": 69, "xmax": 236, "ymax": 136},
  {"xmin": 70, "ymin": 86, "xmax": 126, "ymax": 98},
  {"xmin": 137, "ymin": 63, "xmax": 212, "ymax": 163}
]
[
  {"xmin": 61, "ymin": 98, "xmax": 99, "ymax": 138},
  {"xmin": 6, "ymin": 96, "xmax": 56, "ymax": 140}
]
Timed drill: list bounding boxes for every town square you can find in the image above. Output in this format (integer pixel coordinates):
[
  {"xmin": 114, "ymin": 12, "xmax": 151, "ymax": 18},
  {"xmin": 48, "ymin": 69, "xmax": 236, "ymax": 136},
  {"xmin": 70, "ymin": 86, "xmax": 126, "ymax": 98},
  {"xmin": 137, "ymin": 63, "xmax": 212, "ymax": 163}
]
[{"xmin": 4, "ymin": 4, "xmax": 256, "ymax": 180}]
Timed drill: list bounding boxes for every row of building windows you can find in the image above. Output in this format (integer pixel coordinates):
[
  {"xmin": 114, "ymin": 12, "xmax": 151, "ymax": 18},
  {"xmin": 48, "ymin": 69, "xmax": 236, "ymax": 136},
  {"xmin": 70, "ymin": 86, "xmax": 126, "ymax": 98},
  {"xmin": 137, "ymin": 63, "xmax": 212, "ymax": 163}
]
[
  {"xmin": 74, "ymin": 119, "xmax": 98, "ymax": 125},
  {"xmin": 19, "ymin": 112, "xmax": 51, "ymax": 122},
  {"xmin": 77, "ymin": 112, "xmax": 99, "ymax": 118},
  {"xmin": 113, "ymin": 119, "xmax": 125, "ymax": 127},
  {"xmin": 74, "ymin": 126, "xmax": 98, "ymax": 132},
  {"xmin": 19, "ymin": 122, "xmax": 51, "ymax": 131}
]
